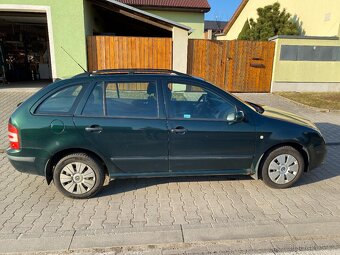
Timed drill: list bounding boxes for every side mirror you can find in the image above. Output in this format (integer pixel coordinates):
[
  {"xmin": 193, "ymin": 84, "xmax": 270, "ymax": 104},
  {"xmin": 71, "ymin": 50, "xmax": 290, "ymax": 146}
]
[
  {"xmin": 227, "ymin": 110, "xmax": 245, "ymax": 123},
  {"xmin": 235, "ymin": 110, "xmax": 245, "ymax": 122}
]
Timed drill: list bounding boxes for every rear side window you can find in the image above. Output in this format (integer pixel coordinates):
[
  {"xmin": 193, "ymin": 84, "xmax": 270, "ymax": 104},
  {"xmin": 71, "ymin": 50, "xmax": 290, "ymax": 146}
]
[
  {"xmin": 82, "ymin": 83, "xmax": 104, "ymax": 116},
  {"xmin": 82, "ymin": 81, "xmax": 159, "ymax": 118},
  {"xmin": 105, "ymin": 82, "xmax": 158, "ymax": 118},
  {"xmin": 35, "ymin": 85, "xmax": 83, "ymax": 114}
]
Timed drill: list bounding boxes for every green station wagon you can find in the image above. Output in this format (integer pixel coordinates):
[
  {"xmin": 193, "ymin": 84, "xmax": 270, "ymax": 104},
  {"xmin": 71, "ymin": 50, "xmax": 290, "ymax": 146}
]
[{"xmin": 7, "ymin": 69, "xmax": 326, "ymax": 199}]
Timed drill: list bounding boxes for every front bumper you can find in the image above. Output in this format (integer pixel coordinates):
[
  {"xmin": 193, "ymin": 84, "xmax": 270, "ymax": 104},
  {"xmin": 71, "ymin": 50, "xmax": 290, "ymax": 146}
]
[{"xmin": 308, "ymin": 142, "xmax": 327, "ymax": 171}]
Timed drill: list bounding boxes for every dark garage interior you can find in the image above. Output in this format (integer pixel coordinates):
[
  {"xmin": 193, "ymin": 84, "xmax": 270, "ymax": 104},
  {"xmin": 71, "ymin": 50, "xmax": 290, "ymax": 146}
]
[
  {"xmin": 89, "ymin": 0, "xmax": 173, "ymax": 38},
  {"xmin": 0, "ymin": 11, "xmax": 52, "ymax": 83}
]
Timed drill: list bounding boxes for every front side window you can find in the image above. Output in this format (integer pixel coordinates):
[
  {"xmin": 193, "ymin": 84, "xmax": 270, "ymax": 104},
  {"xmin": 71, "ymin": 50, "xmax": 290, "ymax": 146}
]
[
  {"xmin": 36, "ymin": 85, "xmax": 83, "ymax": 114},
  {"xmin": 105, "ymin": 82, "xmax": 158, "ymax": 118},
  {"xmin": 167, "ymin": 83, "xmax": 236, "ymax": 120}
]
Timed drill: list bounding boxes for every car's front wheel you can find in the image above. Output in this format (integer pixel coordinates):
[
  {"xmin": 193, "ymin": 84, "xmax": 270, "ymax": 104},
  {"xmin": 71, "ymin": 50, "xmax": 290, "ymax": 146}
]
[
  {"xmin": 53, "ymin": 153, "xmax": 105, "ymax": 199},
  {"xmin": 261, "ymin": 146, "xmax": 304, "ymax": 189}
]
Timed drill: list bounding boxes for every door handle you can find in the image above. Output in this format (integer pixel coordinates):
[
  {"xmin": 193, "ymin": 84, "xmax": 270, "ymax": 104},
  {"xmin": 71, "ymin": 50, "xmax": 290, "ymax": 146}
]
[
  {"xmin": 170, "ymin": 126, "xmax": 188, "ymax": 135},
  {"xmin": 85, "ymin": 125, "xmax": 103, "ymax": 133}
]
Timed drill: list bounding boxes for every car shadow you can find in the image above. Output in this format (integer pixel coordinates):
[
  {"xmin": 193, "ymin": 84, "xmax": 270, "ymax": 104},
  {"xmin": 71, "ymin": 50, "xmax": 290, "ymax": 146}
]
[
  {"xmin": 98, "ymin": 122, "xmax": 340, "ymax": 197},
  {"xmin": 97, "ymin": 175, "xmax": 252, "ymax": 197},
  {"xmin": 294, "ymin": 122, "xmax": 340, "ymax": 187},
  {"xmin": 315, "ymin": 122, "xmax": 340, "ymax": 146}
]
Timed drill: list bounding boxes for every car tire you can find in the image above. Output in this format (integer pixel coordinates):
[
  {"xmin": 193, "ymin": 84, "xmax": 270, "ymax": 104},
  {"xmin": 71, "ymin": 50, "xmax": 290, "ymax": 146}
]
[
  {"xmin": 261, "ymin": 146, "xmax": 304, "ymax": 189},
  {"xmin": 53, "ymin": 153, "xmax": 105, "ymax": 199}
]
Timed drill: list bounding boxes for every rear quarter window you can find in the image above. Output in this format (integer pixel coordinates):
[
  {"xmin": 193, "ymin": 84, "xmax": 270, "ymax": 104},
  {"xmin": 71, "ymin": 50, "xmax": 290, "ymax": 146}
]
[{"xmin": 35, "ymin": 85, "xmax": 83, "ymax": 114}]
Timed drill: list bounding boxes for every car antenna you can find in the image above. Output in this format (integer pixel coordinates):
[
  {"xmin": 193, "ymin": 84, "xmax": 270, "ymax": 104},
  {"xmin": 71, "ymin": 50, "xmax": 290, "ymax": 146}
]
[{"xmin": 61, "ymin": 46, "xmax": 87, "ymax": 73}]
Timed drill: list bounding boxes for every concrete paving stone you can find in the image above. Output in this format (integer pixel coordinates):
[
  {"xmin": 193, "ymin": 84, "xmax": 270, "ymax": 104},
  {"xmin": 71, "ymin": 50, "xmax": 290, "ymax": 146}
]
[
  {"xmin": 205, "ymin": 240, "xmax": 254, "ymax": 253},
  {"xmin": 184, "ymin": 246, "xmax": 210, "ymax": 255},
  {"xmin": 13, "ymin": 226, "xmax": 31, "ymax": 233},
  {"xmin": 117, "ymin": 220, "xmax": 133, "ymax": 228},
  {"xmin": 70, "ymin": 229, "xmax": 183, "ymax": 250},
  {"xmin": 285, "ymin": 222, "xmax": 340, "ymax": 239},
  {"xmin": 131, "ymin": 221, "xmax": 147, "ymax": 227},
  {"xmin": 182, "ymin": 221, "xmax": 288, "ymax": 243},
  {"xmin": 281, "ymin": 216, "xmax": 340, "ymax": 225},
  {"xmin": 210, "ymin": 219, "xmax": 276, "ymax": 228},
  {"xmin": 182, "ymin": 223, "xmax": 214, "ymax": 230},
  {"xmin": 270, "ymin": 238, "xmax": 296, "ymax": 251},
  {"xmin": 19, "ymin": 232, "xmax": 44, "ymax": 239},
  {"xmin": 43, "ymin": 226, "xmax": 59, "ymax": 232},
  {"xmin": 102, "ymin": 220, "xmax": 119, "ymax": 227},
  {"xmin": 0, "ymin": 232, "xmax": 21, "ymax": 240},
  {"xmin": 293, "ymin": 239, "xmax": 318, "ymax": 250},
  {"xmin": 41, "ymin": 230, "xmax": 75, "ymax": 238},
  {"xmin": 74, "ymin": 225, "xmax": 181, "ymax": 237},
  {"xmin": 333, "ymin": 238, "xmax": 340, "ymax": 245},
  {"xmin": 0, "ymin": 236, "xmax": 72, "ymax": 253},
  {"xmin": 118, "ymin": 251, "xmax": 162, "ymax": 255},
  {"xmin": 73, "ymin": 223, "xmax": 91, "ymax": 230},
  {"xmin": 162, "ymin": 248, "xmax": 187, "ymax": 255},
  {"xmin": 249, "ymin": 239, "xmax": 276, "ymax": 251}
]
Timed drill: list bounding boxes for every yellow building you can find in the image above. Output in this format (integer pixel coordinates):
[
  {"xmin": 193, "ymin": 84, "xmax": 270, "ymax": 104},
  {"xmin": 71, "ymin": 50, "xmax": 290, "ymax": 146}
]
[
  {"xmin": 216, "ymin": 0, "xmax": 340, "ymax": 92},
  {"xmin": 270, "ymin": 35, "xmax": 340, "ymax": 92},
  {"xmin": 217, "ymin": 0, "xmax": 340, "ymax": 40}
]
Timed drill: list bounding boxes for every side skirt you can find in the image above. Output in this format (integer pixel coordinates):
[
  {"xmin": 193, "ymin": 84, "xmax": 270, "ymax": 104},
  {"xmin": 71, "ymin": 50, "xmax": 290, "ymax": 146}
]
[{"xmin": 109, "ymin": 169, "xmax": 253, "ymax": 180}]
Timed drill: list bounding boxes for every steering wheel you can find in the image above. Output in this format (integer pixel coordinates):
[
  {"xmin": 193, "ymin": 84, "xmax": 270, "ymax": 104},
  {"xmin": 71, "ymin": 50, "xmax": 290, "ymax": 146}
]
[
  {"xmin": 193, "ymin": 94, "xmax": 211, "ymax": 117},
  {"xmin": 197, "ymin": 93, "xmax": 208, "ymax": 104}
]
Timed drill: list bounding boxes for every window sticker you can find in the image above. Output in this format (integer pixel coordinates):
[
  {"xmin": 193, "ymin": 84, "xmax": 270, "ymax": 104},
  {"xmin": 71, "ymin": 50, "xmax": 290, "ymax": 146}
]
[{"xmin": 184, "ymin": 114, "xmax": 191, "ymax": 119}]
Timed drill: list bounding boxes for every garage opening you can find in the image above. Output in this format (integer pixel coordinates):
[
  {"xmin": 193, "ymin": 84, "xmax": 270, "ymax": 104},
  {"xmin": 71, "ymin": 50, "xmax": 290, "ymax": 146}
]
[{"xmin": 0, "ymin": 11, "xmax": 52, "ymax": 85}]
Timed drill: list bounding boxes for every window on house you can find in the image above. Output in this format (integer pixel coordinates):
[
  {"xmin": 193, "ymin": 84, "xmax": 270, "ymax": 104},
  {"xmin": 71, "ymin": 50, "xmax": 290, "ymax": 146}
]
[{"xmin": 280, "ymin": 45, "xmax": 340, "ymax": 61}]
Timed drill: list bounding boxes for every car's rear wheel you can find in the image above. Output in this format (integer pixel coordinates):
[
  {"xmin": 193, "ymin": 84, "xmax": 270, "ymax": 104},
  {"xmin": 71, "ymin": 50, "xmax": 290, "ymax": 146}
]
[
  {"xmin": 261, "ymin": 146, "xmax": 304, "ymax": 189},
  {"xmin": 53, "ymin": 153, "xmax": 105, "ymax": 199}
]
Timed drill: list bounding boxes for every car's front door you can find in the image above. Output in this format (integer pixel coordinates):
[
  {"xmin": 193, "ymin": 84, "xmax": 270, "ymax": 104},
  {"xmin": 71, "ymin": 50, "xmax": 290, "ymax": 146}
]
[
  {"xmin": 73, "ymin": 78, "xmax": 169, "ymax": 175},
  {"xmin": 164, "ymin": 80, "xmax": 256, "ymax": 174}
]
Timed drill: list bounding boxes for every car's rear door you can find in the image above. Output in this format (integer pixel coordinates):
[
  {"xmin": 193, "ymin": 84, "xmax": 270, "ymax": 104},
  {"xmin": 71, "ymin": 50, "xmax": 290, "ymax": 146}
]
[
  {"xmin": 73, "ymin": 77, "xmax": 169, "ymax": 176},
  {"xmin": 164, "ymin": 78, "xmax": 257, "ymax": 174}
]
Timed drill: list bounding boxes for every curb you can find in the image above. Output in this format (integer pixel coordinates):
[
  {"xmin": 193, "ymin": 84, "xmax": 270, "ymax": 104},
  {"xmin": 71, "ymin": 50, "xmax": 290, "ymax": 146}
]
[
  {"xmin": 1, "ymin": 219, "xmax": 340, "ymax": 254},
  {"xmin": 274, "ymin": 94, "xmax": 340, "ymax": 113},
  {"xmin": 2, "ymin": 237, "xmax": 340, "ymax": 255}
]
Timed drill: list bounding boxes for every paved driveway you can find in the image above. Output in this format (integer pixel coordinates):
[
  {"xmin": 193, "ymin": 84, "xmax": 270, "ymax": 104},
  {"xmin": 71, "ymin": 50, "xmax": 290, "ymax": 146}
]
[{"xmin": 0, "ymin": 91, "xmax": 340, "ymax": 253}]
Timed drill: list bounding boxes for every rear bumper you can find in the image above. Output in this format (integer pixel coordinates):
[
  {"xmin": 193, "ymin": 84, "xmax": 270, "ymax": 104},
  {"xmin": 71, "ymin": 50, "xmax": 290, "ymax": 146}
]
[{"xmin": 6, "ymin": 148, "xmax": 50, "ymax": 176}]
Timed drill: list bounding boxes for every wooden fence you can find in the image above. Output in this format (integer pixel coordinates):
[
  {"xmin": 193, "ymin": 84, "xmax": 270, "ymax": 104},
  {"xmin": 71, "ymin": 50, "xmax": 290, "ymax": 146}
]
[
  {"xmin": 187, "ymin": 40, "xmax": 276, "ymax": 92},
  {"xmin": 87, "ymin": 36, "xmax": 172, "ymax": 71},
  {"xmin": 87, "ymin": 36, "xmax": 275, "ymax": 93}
]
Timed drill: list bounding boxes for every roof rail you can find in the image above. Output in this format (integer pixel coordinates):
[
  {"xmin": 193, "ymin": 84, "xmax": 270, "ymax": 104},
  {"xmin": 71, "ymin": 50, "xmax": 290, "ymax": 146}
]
[{"xmin": 91, "ymin": 69, "xmax": 191, "ymax": 77}]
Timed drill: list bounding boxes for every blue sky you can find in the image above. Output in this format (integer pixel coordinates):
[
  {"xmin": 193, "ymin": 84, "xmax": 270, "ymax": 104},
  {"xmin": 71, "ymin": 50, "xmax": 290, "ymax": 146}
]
[{"xmin": 205, "ymin": 0, "xmax": 242, "ymax": 21}]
